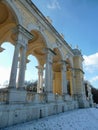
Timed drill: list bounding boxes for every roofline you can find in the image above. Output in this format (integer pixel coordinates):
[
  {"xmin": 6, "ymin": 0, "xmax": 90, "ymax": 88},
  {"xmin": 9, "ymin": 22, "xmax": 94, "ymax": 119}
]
[{"xmin": 19, "ymin": 0, "xmax": 74, "ymax": 55}]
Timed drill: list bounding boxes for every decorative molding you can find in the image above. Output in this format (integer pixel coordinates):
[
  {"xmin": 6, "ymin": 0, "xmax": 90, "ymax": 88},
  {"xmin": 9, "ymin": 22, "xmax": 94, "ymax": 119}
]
[
  {"xmin": 73, "ymin": 48, "xmax": 82, "ymax": 56},
  {"xmin": 12, "ymin": 24, "xmax": 33, "ymax": 42},
  {"xmin": 71, "ymin": 68, "xmax": 84, "ymax": 74},
  {"xmin": 19, "ymin": 0, "xmax": 74, "ymax": 55},
  {"xmin": 43, "ymin": 48, "xmax": 56, "ymax": 56},
  {"xmin": 17, "ymin": 24, "xmax": 33, "ymax": 40}
]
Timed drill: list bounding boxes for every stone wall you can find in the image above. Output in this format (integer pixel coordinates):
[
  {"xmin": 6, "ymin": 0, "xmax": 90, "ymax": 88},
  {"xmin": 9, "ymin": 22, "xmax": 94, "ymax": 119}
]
[{"xmin": 0, "ymin": 100, "xmax": 78, "ymax": 128}]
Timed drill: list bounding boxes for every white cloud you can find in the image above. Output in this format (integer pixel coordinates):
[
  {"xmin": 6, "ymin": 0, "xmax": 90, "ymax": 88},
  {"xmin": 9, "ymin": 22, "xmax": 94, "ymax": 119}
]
[
  {"xmin": 47, "ymin": 0, "xmax": 61, "ymax": 10},
  {"xmin": 83, "ymin": 52, "xmax": 98, "ymax": 73},
  {"xmin": 90, "ymin": 76, "xmax": 98, "ymax": 83},
  {"xmin": 0, "ymin": 66, "xmax": 11, "ymax": 88}
]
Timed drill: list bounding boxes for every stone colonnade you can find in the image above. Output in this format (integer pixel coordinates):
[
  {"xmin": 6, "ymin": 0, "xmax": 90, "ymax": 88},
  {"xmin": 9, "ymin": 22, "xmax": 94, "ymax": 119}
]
[
  {"xmin": 0, "ymin": 0, "xmax": 93, "ymax": 108},
  {"xmin": 7, "ymin": 25, "xmax": 69, "ymax": 96},
  {"xmin": 0, "ymin": 1, "xmax": 94, "ymax": 128}
]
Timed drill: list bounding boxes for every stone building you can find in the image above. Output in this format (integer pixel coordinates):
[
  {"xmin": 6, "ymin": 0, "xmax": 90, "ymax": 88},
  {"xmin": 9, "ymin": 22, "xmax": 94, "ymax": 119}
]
[{"xmin": 0, "ymin": 0, "xmax": 93, "ymax": 128}]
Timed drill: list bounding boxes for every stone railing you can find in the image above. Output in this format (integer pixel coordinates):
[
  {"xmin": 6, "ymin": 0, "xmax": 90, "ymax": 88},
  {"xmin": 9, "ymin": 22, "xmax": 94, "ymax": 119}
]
[
  {"xmin": 0, "ymin": 89, "xmax": 74, "ymax": 104},
  {"xmin": 26, "ymin": 92, "xmax": 47, "ymax": 104},
  {"xmin": 26, "ymin": 92, "xmax": 73, "ymax": 104}
]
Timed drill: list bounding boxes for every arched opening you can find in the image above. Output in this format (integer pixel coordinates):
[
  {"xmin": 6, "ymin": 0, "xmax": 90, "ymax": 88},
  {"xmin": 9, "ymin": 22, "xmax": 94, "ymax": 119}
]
[
  {"xmin": 27, "ymin": 30, "xmax": 47, "ymax": 93},
  {"xmin": 0, "ymin": 2, "xmax": 19, "ymax": 89},
  {"xmin": 0, "ymin": 42, "xmax": 14, "ymax": 88},
  {"xmin": 25, "ymin": 55, "xmax": 38, "ymax": 81},
  {"xmin": 25, "ymin": 55, "xmax": 38, "ymax": 92}
]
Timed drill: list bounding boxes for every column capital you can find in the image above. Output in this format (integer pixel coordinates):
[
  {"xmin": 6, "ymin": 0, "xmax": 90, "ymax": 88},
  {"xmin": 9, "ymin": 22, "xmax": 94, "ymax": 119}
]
[
  {"xmin": 45, "ymin": 49, "xmax": 54, "ymax": 64},
  {"xmin": 13, "ymin": 24, "xmax": 33, "ymax": 47},
  {"xmin": 36, "ymin": 65, "xmax": 45, "ymax": 75},
  {"xmin": 60, "ymin": 60, "xmax": 68, "ymax": 65},
  {"xmin": 43, "ymin": 48, "xmax": 56, "ymax": 56},
  {"xmin": 17, "ymin": 24, "xmax": 33, "ymax": 39}
]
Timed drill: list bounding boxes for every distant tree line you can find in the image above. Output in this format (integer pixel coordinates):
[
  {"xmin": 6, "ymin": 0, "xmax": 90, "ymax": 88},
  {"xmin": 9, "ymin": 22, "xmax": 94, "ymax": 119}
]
[
  {"xmin": 25, "ymin": 80, "xmax": 37, "ymax": 92},
  {"xmin": 24, "ymin": 80, "xmax": 98, "ymax": 103},
  {"xmin": 91, "ymin": 87, "xmax": 98, "ymax": 104}
]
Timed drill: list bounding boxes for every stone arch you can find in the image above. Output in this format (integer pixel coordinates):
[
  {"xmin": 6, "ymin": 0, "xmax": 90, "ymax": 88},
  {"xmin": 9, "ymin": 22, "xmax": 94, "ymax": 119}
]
[
  {"xmin": 27, "ymin": 30, "xmax": 47, "ymax": 65},
  {"xmin": 3, "ymin": 0, "xmax": 23, "ymax": 25},
  {"xmin": 0, "ymin": 1, "xmax": 23, "ymax": 88},
  {"xmin": 27, "ymin": 23, "xmax": 49, "ymax": 48},
  {"xmin": 26, "ymin": 29, "xmax": 47, "ymax": 93},
  {"xmin": 0, "ymin": 1, "xmax": 22, "ymax": 45},
  {"xmin": 57, "ymin": 47, "xmax": 65, "ymax": 61}
]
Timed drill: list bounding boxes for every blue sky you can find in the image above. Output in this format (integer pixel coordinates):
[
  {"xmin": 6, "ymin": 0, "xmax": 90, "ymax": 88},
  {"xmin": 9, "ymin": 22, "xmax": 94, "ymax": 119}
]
[
  {"xmin": 32, "ymin": 0, "xmax": 98, "ymax": 88},
  {"xmin": 0, "ymin": 0, "xmax": 98, "ymax": 88}
]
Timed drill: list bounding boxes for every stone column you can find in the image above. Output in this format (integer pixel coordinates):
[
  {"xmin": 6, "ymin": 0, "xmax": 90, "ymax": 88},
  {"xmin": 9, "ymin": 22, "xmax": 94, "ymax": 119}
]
[
  {"xmin": 17, "ymin": 46, "xmax": 27, "ymax": 88},
  {"xmin": 36, "ymin": 65, "xmax": 44, "ymax": 93},
  {"xmin": 8, "ymin": 25, "xmax": 33, "ymax": 104},
  {"xmin": 9, "ymin": 42, "xmax": 21, "ymax": 88},
  {"xmin": 16, "ymin": 25, "xmax": 33, "ymax": 89},
  {"xmin": 45, "ymin": 49, "xmax": 54, "ymax": 93},
  {"xmin": 61, "ymin": 61, "xmax": 67, "ymax": 95}
]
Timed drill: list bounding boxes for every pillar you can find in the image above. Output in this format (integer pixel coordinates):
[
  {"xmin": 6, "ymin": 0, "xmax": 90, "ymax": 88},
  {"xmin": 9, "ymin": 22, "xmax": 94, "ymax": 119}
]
[
  {"xmin": 61, "ymin": 61, "xmax": 67, "ymax": 95},
  {"xmin": 69, "ymin": 69, "xmax": 74, "ymax": 96},
  {"xmin": 36, "ymin": 65, "xmax": 44, "ymax": 93},
  {"xmin": 45, "ymin": 49, "xmax": 54, "ymax": 93},
  {"xmin": 73, "ymin": 48, "xmax": 89, "ymax": 108},
  {"xmin": 17, "ymin": 46, "xmax": 27, "ymax": 88},
  {"xmin": 7, "ymin": 25, "xmax": 33, "ymax": 103},
  {"xmin": 9, "ymin": 25, "xmax": 33, "ymax": 89},
  {"xmin": 16, "ymin": 25, "xmax": 33, "ymax": 89},
  {"xmin": 9, "ymin": 42, "xmax": 21, "ymax": 88}
]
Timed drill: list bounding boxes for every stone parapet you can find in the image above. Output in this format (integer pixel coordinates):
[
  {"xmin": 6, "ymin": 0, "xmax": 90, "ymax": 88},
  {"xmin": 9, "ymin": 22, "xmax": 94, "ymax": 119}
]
[{"xmin": 73, "ymin": 94, "xmax": 89, "ymax": 108}]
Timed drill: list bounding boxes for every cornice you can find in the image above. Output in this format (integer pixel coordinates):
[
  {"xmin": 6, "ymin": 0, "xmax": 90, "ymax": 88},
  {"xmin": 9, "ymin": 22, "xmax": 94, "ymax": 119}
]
[
  {"xmin": 14, "ymin": 24, "xmax": 33, "ymax": 40},
  {"xmin": 19, "ymin": 0, "xmax": 74, "ymax": 55},
  {"xmin": 72, "ymin": 68, "xmax": 84, "ymax": 74}
]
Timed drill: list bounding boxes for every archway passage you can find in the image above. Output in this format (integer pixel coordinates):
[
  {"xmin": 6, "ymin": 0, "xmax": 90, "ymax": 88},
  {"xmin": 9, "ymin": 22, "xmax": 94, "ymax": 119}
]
[
  {"xmin": 53, "ymin": 50, "xmax": 73, "ymax": 96},
  {"xmin": 0, "ymin": 2, "xmax": 19, "ymax": 88},
  {"xmin": 26, "ymin": 30, "xmax": 47, "ymax": 93},
  {"xmin": 0, "ymin": 42, "xmax": 14, "ymax": 88}
]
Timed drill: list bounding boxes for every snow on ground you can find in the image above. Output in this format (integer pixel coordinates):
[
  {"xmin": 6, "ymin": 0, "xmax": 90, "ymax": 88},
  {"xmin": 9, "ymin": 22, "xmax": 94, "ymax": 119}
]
[{"xmin": 2, "ymin": 108, "xmax": 98, "ymax": 130}]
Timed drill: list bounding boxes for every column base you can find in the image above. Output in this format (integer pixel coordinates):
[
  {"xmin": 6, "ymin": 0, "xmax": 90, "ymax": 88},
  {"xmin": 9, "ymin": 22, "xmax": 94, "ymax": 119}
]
[
  {"xmin": 55, "ymin": 94, "xmax": 63, "ymax": 102},
  {"xmin": 63, "ymin": 94, "xmax": 73, "ymax": 101},
  {"xmin": 73, "ymin": 94, "xmax": 89, "ymax": 108},
  {"xmin": 7, "ymin": 88, "xmax": 27, "ymax": 104},
  {"xmin": 46, "ymin": 93, "xmax": 55, "ymax": 103}
]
